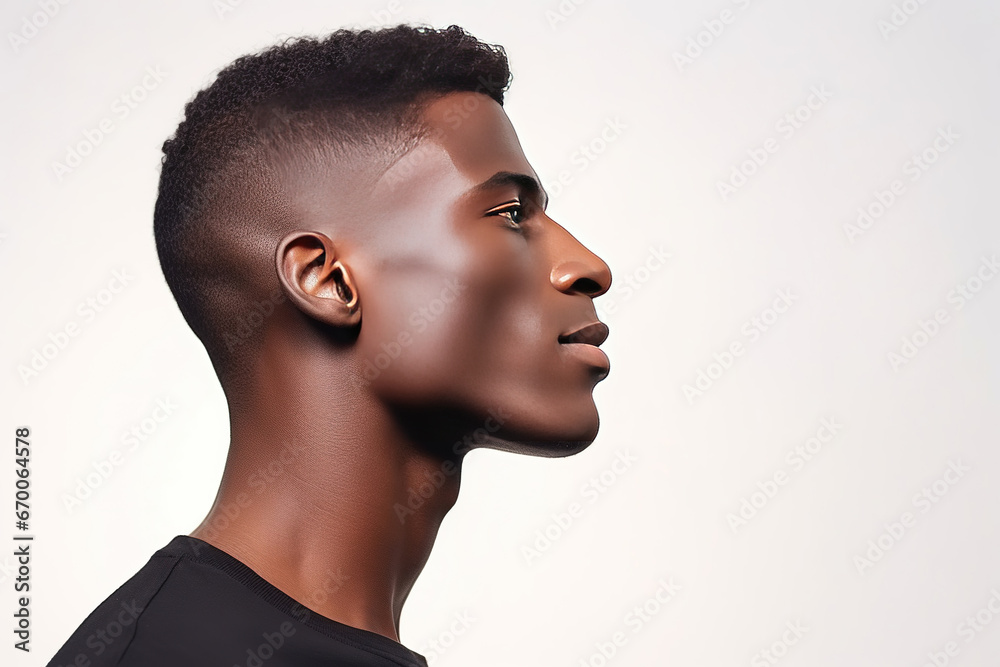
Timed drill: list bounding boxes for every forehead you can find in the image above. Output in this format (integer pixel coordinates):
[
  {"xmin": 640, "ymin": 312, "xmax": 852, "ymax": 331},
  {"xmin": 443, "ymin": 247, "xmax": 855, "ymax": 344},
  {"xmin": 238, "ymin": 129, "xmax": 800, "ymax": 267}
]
[
  {"xmin": 364, "ymin": 92, "xmax": 539, "ymax": 207},
  {"xmin": 417, "ymin": 91, "xmax": 537, "ymax": 181}
]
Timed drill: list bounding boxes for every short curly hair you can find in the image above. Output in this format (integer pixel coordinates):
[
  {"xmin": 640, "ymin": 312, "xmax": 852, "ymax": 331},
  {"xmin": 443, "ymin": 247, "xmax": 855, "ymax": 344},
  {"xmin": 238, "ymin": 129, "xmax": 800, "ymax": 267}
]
[{"xmin": 152, "ymin": 24, "xmax": 511, "ymax": 385}]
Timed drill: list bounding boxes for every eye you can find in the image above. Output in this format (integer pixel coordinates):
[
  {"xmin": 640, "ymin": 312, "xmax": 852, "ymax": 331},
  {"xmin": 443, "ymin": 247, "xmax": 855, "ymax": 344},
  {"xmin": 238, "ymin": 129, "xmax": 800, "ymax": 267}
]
[
  {"xmin": 485, "ymin": 200, "xmax": 528, "ymax": 230},
  {"xmin": 496, "ymin": 206, "xmax": 525, "ymax": 229}
]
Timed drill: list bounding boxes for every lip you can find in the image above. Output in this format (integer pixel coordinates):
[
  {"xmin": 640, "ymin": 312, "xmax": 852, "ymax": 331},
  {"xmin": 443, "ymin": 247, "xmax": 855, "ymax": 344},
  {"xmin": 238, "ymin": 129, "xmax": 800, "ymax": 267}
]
[
  {"xmin": 558, "ymin": 322, "xmax": 610, "ymax": 347},
  {"xmin": 558, "ymin": 321, "xmax": 610, "ymax": 378},
  {"xmin": 560, "ymin": 342, "xmax": 611, "ymax": 378}
]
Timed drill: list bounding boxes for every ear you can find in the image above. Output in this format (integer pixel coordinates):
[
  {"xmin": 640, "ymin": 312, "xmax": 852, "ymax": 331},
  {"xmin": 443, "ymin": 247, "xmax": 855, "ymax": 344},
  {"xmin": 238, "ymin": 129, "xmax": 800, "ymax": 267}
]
[{"xmin": 275, "ymin": 230, "xmax": 361, "ymax": 328}]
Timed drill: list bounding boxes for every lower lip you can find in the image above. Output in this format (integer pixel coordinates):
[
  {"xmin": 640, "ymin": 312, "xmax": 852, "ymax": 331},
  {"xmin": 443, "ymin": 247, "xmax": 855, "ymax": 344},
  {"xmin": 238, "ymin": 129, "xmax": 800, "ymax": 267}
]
[{"xmin": 560, "ymin": 343, "xmax": 610, "ymax": 375}]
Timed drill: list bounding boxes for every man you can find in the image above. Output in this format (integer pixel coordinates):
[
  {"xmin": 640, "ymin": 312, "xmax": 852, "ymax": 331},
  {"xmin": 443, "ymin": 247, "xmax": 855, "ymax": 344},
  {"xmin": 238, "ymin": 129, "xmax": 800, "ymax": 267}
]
[{"xmin": 49, "ymin": 23, "xmax": 612, "ymax": 666}]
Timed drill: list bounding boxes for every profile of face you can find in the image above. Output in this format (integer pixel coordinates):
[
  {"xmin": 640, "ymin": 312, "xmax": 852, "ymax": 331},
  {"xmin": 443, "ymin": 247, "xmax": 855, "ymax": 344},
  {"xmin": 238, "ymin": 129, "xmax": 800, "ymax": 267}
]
[{"xmin": 278, "ymin": 91, "xmax": 612, "ymax": 457}]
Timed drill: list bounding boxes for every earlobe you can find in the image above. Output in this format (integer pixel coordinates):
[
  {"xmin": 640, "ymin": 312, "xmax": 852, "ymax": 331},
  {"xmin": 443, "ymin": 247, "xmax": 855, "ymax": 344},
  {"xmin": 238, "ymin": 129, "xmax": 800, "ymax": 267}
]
[{"xmin": 275, "ymin": 230, "xmax": 361, "ymax": 327}]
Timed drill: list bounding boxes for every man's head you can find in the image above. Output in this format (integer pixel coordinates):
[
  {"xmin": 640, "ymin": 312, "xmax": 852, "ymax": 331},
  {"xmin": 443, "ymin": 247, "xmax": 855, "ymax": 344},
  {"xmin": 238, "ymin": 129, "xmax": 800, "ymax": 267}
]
[{"xmin": 154, "ymin": 24, "xmax": 612, "ymax": 457}]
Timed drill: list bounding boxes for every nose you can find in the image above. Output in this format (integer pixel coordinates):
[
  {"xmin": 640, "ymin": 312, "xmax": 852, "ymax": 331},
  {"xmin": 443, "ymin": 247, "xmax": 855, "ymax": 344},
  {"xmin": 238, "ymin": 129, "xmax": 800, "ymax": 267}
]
[{"xmin": 548, "ymin": 224, "xmax": 612, "ymax": 298}]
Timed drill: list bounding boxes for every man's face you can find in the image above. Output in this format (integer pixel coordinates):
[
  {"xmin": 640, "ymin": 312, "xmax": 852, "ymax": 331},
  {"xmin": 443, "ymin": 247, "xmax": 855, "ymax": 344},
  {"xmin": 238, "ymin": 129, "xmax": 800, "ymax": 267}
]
[{"xmin": 305, "ymin": 91, "xmax": 612, "ymax": 456}]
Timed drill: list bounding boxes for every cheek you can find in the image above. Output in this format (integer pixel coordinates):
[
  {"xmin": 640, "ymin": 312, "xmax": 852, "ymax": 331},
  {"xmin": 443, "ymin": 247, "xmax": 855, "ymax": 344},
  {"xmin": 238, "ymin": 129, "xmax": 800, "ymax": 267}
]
[
  {"xmin": 360, "ymin": 242, "xmax": 544, "ymax": 400},
  {"xmin": 473, "ymin": 294, "xmax": 549, "ymax": 374},
  {"xmin": 353, "ymin": 271, "xmax": 469, "ymax": 394},
  {"xmin": 453, "ymin": 240, "xmax": 544, "ymax": 365}
]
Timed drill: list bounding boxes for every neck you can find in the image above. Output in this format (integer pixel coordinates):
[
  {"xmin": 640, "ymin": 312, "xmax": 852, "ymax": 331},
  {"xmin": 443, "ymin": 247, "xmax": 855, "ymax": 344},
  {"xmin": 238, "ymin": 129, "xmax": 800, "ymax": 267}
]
[{"xmin": 189, "ymin": 349, "xmax": 464, "ymax": 642}]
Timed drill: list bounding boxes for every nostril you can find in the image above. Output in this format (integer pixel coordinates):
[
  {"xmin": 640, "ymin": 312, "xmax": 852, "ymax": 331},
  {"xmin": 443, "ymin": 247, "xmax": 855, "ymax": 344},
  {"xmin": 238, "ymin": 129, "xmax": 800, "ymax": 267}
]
[{"xmin": 573, "ymin": 277, "xmax": 603, "ymax": 296}]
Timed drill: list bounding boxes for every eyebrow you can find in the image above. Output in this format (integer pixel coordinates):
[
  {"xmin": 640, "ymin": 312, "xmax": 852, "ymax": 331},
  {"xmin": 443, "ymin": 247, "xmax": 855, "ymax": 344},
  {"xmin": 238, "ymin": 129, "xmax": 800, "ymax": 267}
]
[{"xmin": 469, "ymin": 170, "xmax": 550, "ymax": 211}]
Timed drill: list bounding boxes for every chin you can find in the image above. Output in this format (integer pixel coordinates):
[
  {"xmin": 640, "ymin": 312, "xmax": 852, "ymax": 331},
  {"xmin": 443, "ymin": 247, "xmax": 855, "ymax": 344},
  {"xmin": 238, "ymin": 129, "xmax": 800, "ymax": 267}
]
[
  {"xmin": 479, "ymin": 437, "xmax": 597, "ymax": 458},
  {"xmin": 534, "ymin": 438, "xmax": 598, "ymax": 458},
  {"xmin": 476, "ymin": 406, "xmax": 602, "ymax": 458}
]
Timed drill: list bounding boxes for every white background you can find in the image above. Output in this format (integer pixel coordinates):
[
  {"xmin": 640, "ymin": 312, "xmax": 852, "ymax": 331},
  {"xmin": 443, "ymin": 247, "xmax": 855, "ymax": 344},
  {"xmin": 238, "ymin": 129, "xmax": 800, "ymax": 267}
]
[{"xmin": 3, "ymin": 0, "xmax": 999, "ymax": 665}]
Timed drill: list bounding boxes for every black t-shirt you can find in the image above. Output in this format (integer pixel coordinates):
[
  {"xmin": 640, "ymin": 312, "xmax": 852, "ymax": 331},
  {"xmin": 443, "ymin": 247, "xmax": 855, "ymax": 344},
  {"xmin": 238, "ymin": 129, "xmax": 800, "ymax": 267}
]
[{"xmin": 47, "ymin": 535, "xmax": 429, "ymax": 667}]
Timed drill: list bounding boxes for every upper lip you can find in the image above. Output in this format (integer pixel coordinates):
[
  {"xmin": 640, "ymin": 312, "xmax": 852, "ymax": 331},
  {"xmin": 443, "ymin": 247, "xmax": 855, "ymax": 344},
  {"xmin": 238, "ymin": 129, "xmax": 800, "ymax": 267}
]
[{"xmin": 558, "ymin": 321, "xmax": 610, "ymax": 347}]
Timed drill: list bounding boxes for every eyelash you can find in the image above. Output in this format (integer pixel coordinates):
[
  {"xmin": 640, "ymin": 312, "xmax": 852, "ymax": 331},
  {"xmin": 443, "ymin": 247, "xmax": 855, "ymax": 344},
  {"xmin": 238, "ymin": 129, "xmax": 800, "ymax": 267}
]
[{"xmin": 486, "ymin": 200, "xmax": 530, "ymax": 231}]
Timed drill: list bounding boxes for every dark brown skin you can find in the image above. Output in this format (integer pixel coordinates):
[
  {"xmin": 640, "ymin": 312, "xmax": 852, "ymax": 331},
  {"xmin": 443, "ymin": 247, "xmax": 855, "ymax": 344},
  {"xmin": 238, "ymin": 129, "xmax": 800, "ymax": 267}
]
[{"xmin": 189, "ymin": 91, "xmax": 612, "ymax": 643}]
